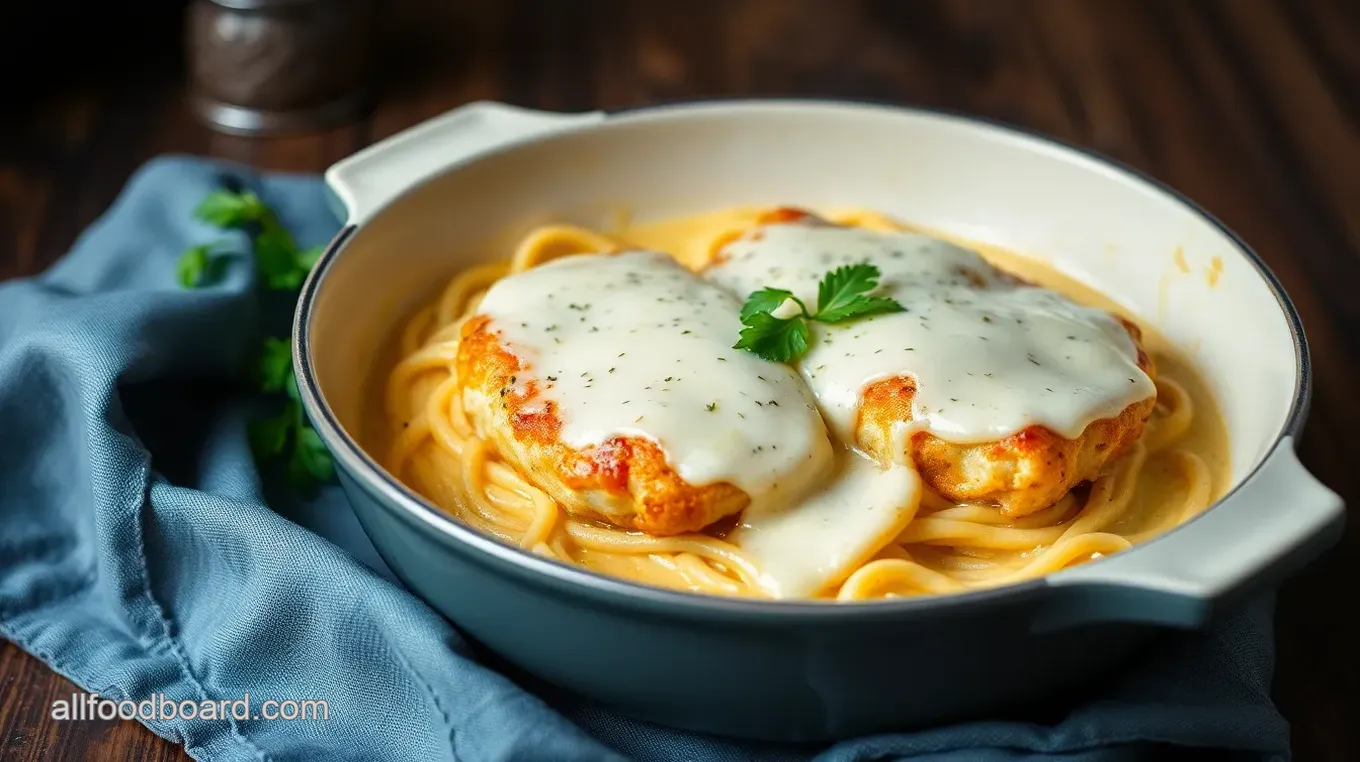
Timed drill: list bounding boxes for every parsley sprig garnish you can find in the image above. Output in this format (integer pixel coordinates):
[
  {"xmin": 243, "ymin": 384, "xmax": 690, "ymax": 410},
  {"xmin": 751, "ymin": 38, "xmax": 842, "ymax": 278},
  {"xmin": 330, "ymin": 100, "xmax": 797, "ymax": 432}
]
[
  {"xmin": 176, "ymin": 188, "xmax": 333, "ymax": 492},
  {"xmin": 734, "ymin": 263, "xmax": 904, "ymax": 363}
]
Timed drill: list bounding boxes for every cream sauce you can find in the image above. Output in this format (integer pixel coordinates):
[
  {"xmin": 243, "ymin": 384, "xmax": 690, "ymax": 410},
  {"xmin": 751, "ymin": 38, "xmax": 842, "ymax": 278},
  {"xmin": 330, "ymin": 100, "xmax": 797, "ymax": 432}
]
[
  {"xmin": 728, "ymin": 451, "xmax": 920, "ymax": 598},
  {"xmin": 706, "ymin": 224, "xmax": 1156, "ymax": 448},
  {"xmin": 476, "ymin": 251, "xmax": 834, "ymax": 510}
]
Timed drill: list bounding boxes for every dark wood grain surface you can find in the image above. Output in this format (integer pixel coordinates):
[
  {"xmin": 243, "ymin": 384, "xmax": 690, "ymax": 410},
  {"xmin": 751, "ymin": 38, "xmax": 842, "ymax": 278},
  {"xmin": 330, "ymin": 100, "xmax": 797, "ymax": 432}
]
[{"xmin": 1, "ymin": 0, "xmax": 1357, "ymax": 759}]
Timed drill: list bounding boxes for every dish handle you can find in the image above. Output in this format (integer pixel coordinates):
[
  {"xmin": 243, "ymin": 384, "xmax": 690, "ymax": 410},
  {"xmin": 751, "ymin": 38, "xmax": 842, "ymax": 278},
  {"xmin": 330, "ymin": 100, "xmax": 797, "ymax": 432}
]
[
  {"xmin": 324, "ymin": 101, "xmax": 606, "ymax": 224},
  {"xmin": 1034, "ymin": 436, "xmax": 1343, "ymax": 632}
]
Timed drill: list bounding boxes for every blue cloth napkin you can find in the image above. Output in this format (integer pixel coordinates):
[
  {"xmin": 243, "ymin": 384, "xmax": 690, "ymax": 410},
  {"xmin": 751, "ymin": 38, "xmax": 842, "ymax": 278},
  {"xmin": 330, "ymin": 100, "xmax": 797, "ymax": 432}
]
[{"xmin": 0, "ymin": 156, "xmax": 1292, "ymax": 762}]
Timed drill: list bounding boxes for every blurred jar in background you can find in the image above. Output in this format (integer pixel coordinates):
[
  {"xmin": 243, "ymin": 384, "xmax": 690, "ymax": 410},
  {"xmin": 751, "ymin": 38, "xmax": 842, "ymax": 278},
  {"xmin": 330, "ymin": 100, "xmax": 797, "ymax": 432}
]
[{"xmin": 188, "ymin": 0, "xmax": 374, "ymax": 135}]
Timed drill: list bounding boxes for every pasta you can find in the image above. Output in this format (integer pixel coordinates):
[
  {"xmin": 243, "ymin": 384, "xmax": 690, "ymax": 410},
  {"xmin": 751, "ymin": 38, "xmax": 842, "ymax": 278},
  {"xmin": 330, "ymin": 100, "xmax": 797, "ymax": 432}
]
[{"xmin": 376, "ymin": 209, "xmax": 1224, "ymax": 601}]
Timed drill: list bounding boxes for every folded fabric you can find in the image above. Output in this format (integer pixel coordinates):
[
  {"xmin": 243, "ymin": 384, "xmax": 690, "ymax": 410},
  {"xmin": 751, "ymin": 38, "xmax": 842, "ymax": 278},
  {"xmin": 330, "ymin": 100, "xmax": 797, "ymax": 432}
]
[{"xmin": 0, "ymin": 156, "xmax": 1291, "ymax": 762}]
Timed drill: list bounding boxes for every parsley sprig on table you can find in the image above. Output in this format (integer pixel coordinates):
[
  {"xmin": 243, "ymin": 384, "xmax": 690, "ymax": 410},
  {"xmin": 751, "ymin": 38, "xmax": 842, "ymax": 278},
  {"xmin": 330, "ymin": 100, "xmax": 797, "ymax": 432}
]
[
  {"xmin": 177, "ymin": 190, "xmax": 323, "ymax": 289},
  {"xmin": 176, "ymin": 188, "xmax": 334, "ymax": 492},
  {"xmin": 251, "ymin": 338, "xmax": 336, "ymax": 488},
  {"xmin": 734, "ymin": 263, "xmax": 904, "ymax": 363}
]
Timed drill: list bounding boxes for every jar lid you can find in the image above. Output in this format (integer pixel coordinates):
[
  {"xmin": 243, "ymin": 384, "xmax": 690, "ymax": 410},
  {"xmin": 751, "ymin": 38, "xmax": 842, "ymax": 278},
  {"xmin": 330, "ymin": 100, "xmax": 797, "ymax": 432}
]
[
  {"xmin": 198, "ymin": 0, "xmax": 323, "ymax": 10},
  {"xmin": 190, "ymin": 90, "xmax": 371, "ymax": 136}
]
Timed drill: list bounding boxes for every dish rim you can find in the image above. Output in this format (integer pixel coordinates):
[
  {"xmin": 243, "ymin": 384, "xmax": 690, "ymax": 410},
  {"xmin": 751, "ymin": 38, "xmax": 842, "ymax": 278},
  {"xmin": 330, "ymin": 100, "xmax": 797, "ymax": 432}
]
[{"xmin": 294, "ymin": 97, "xmax": 1312, "ymax": 620}]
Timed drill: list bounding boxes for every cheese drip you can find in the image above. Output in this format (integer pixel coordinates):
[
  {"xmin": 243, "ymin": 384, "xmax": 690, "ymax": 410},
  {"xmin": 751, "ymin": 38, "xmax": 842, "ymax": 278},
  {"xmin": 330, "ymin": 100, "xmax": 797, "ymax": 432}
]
[{"xmin": 730, "ymin": 452, "xmax": 921, "ymax": 598}]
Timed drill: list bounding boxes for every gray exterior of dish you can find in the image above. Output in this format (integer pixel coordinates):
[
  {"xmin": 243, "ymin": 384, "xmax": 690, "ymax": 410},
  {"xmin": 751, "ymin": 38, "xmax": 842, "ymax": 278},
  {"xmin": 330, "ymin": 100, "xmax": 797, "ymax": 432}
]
[{"xmin": 336, "ymin": 466, "xmax": 1155, "ymax": 741}]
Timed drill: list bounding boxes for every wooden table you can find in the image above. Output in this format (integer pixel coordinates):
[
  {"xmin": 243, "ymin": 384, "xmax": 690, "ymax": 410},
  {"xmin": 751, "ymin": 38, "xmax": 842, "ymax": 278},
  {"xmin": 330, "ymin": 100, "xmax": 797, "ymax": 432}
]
[{"xmin": 1, "ymin": 0, "xmax": 1356, "ymax": 759}]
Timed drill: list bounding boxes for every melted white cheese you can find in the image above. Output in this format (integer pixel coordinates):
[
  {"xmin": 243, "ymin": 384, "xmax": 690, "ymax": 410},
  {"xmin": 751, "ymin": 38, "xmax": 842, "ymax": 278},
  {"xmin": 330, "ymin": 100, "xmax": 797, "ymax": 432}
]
[
  {"xmin": 476, "ymin": 251, "xmax": 834, "ymax": 510},
  {"xmin": 728, "ymin": 451, "xmax": 920, "ymax": 598},
  {"xmin": 707, "ymin": 224, "xmax": 1156, "ymax": 448}
]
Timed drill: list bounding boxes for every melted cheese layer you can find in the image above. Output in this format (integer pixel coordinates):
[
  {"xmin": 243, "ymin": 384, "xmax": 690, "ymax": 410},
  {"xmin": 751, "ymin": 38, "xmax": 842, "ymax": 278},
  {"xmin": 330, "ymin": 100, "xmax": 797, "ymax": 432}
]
[
  {"xmin": 475, "ymin": 250, "xmax": 834, "ymax": 508},
  {"xmin": 729, "ymin": 451, "xmax": 920, "ymax": 598},
  {"xmin": 707, "ymin": 224, "xmax": 1156, "ymax": 447}
]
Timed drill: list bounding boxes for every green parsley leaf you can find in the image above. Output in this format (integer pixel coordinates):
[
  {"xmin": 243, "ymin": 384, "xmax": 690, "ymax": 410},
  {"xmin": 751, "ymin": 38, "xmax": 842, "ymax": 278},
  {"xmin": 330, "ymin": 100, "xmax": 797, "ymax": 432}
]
[
  {"xmin": 285, "ymin": 372, "xmax": 303, "ymax": 402},
  {"xmin": 818, "ymin": 263, "xmax": 885, "ymax": 317},
  {"xmin": 176, "ymin": 242, "xmax": 236, "ymax": 289},
  {"xmin": 815, "ymin": 293, "xmax": 904, "ymax": 323},
  {"xmin": 251, "ymin": 397, "xmax": 336, "ymax": 493},
  {"xmin": 254, "ymin": 224, "xmax": 307, "ymax": 290},
  {"xmin": 181, "ymin": 186, "xmax": 335, "ymax": 493},
  {"xmin": 195, "ymin": 189, "xmax": 267, "ymax": 227},
  {"xmin": 298, "ymin": 245, "xmax": 325, "ymax": 270},
  {"xmin": 734, "ymin": 262, "xmax": 905, "ymax": 363},
  {"xmin": 256, "ymin": 337, "xmax": 293, "ymax": 392},
  {"xmin": 248, "ymin": 410, "xmax": 291, "ymax": 460},
  {"xmin": 176, "ymin": 245, "xmax": 210, "ymax": 288},
  {"xmin": 733, "ymin": 311, "xmax": 810, "ymax": 363},
  {"xmin": 294, "ymin": 426, "xmax": 335, "ymax": 481},
  {"xmin": 258, "ymin": 215, "xmax": 298, "ymax": 250},
  {"xmin": 282, "ymin": 409, "xmax": 335, "ymax": 492},
  {"xmin": 195, "ymin": 190, "xmax": 314, "ymax": 289},
  {"xmin": 739, "ymin": 287, "xmax": 806, "ymax": 322}
]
